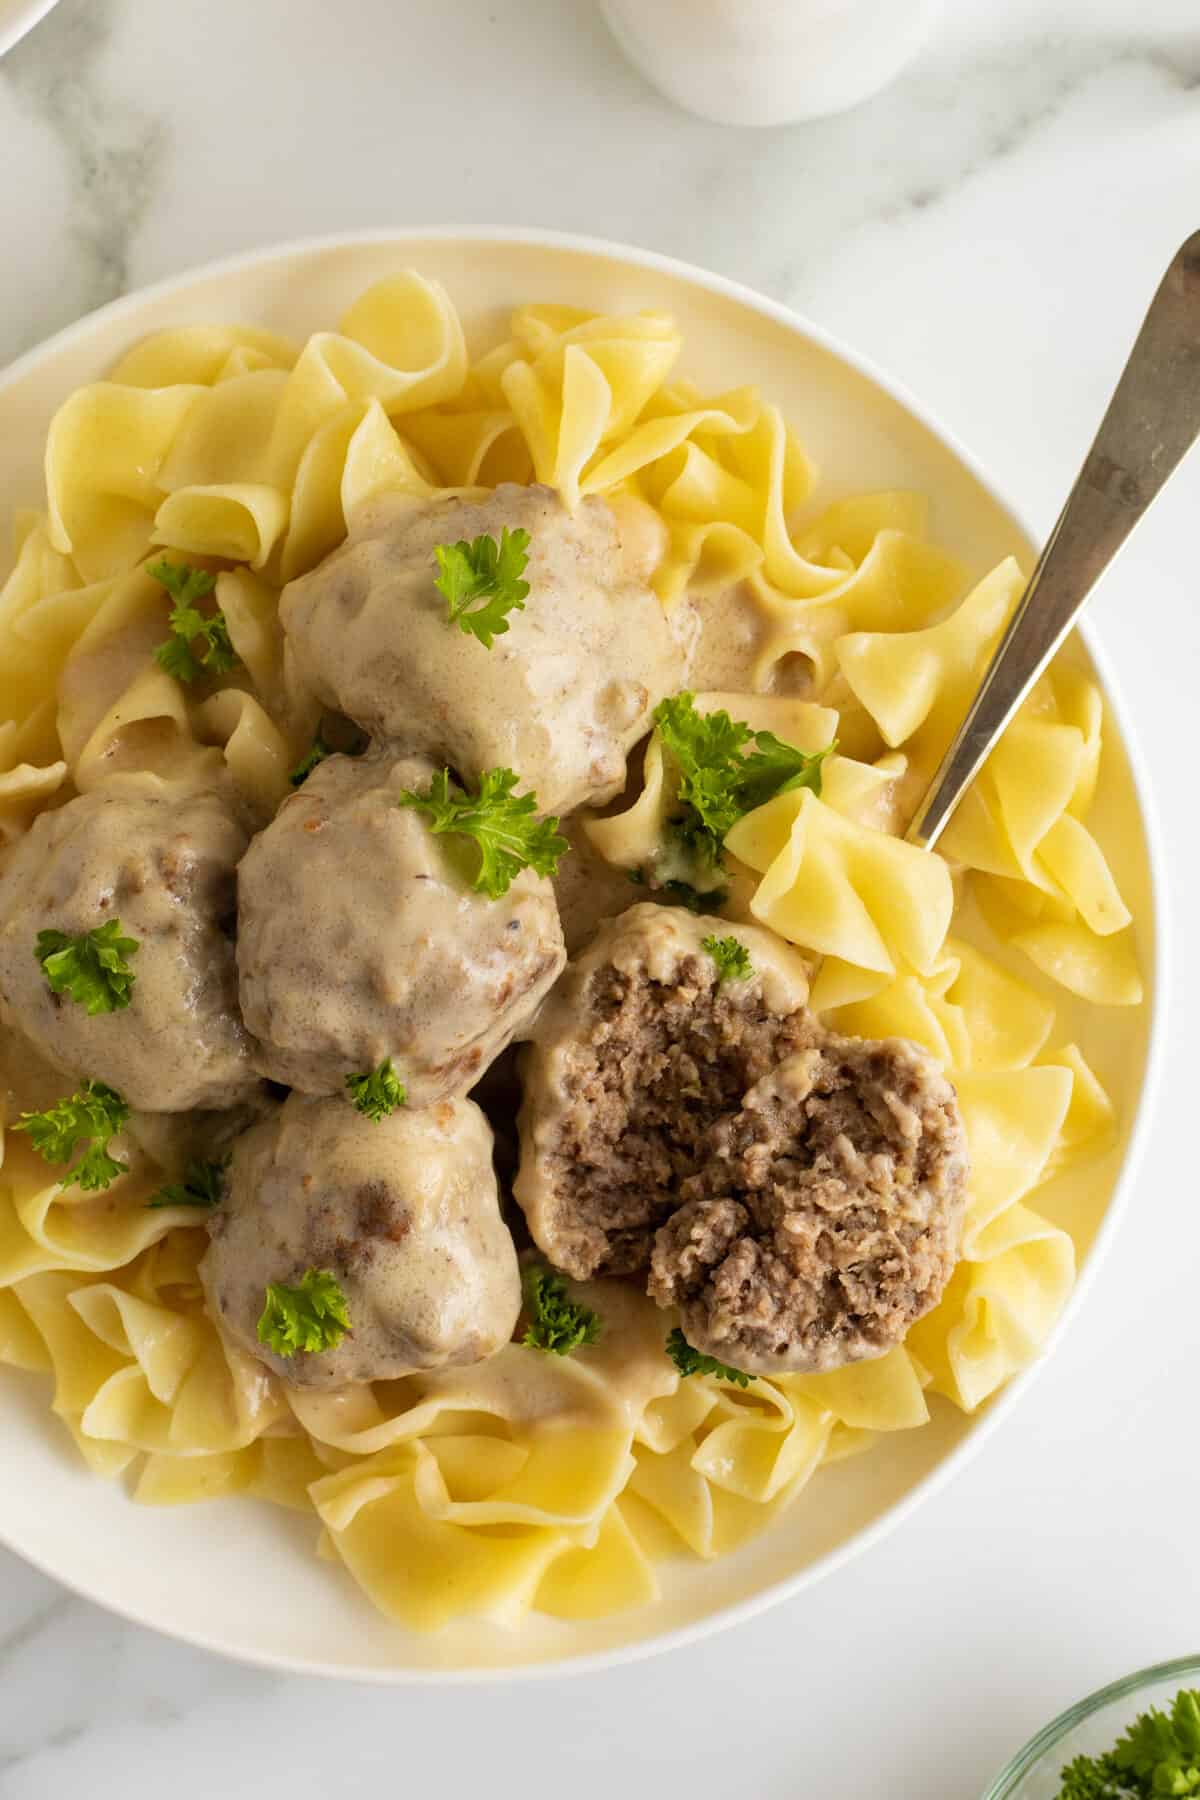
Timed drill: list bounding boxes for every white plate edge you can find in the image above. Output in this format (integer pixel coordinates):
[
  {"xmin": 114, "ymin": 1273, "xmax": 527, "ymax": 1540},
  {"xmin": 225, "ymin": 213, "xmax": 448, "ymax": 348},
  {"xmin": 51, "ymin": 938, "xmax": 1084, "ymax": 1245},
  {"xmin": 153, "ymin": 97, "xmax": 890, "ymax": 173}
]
[{"xmin": 0, "ymin": 223, "xmax": 1170, "ymax": 1684}]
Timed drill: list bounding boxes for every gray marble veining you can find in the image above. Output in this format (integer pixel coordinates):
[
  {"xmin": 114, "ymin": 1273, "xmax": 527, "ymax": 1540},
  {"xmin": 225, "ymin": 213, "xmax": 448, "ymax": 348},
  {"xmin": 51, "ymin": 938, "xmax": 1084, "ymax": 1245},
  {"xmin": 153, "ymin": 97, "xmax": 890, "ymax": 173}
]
[
  {"xmin": 2, "ymin": 0, "xmax": 167, "ymax": 357},
  {"xmin": 694, "ymin": 35, "xmax": 1200, "ymax": 302},
  {"xmin": 1, "ymin": 1, "xmax": 1197, "ymax": 366}
]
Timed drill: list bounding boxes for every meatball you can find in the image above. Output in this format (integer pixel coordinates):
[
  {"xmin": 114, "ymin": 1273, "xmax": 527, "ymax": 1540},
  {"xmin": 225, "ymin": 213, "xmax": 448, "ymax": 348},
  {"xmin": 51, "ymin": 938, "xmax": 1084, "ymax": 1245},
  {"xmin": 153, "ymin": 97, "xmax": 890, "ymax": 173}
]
[
  {"xmin": 0, "ymin": 786, "xmax": 256, "ymax": 1112},
  {"xmin": 237, "ymin": 749, "xmax": 565, "ymax": 1103},
  {"xmin": 649, "ymin": 1034, "xmax": 968, "ymax": 1375},
  {"xmin": 279, "ymin": 484, "xmax": 684, "ymax": 815},
  {"xmin": 200, "ymin": 1092, "xmax": 521, "ymax": 1388},
  {"xmin": 513, "ymin": 903, "xmax": 812, "ymax": 1279}
]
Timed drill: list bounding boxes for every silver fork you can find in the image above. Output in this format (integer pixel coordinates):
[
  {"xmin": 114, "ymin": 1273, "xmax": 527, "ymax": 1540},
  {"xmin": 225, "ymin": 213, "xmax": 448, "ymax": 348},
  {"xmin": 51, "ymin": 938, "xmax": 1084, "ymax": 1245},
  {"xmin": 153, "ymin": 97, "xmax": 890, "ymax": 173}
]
[{"xmin": 906, "ymin": 230, "xmax": 1200, "ymax": 851}]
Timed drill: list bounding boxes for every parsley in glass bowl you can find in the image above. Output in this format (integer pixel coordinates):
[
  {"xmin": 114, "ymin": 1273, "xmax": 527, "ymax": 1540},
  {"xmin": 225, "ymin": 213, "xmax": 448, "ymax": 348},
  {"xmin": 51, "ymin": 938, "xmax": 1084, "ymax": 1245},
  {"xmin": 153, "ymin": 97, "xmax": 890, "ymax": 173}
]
[{"xmin": 983, "ymin": 1657, "xmax": 1200, "ymax": 1799}]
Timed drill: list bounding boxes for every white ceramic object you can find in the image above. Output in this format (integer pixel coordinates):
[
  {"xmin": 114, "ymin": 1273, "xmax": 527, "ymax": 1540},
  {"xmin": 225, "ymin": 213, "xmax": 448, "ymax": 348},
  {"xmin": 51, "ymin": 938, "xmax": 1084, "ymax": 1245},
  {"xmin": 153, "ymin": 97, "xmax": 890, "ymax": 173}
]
[
  {"xmin": 0, "ymin": 228, "xmax": 1164, "ymax": 1681},
  {"xmin": 599, "ymin": 0, "xmax": 941, "ymax": 127},
  {"xmin": 0, "ymin": 0, "xmax": 58, "ymax": 59}
]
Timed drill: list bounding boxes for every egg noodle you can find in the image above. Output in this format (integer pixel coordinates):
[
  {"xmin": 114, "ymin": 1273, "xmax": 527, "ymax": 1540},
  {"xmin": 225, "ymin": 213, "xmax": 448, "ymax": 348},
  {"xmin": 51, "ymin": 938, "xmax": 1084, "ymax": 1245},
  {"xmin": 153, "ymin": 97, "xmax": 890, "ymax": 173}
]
[{"xmin": 0, "ymin": 275, "xmax": 1139, "ymax": 1630}]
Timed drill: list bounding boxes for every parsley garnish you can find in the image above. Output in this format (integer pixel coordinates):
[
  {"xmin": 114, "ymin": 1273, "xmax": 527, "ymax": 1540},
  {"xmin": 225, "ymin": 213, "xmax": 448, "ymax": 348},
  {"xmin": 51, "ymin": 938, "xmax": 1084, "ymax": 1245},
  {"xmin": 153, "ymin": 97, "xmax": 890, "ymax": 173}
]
[
  {"xmin": 148, "ymin": 558, "xmax": 240, "ymax": 683},
  {"xmin": 1056, "ymin": 1686, "xmax": 1200, "ymax": 1797},
  {"xmin": 148, "ymin": 1155, "xmax": 229, "ymax": 1210},
  {"xmin": 665, "ymin": 878, "xmax": 727, "ymax": 912},
  {"xmin": 14, "ymin": 1080, "xmax": 130, "ymax": 1192},
  {"xmin": 652, "ymin": 693, "xmax": 833, "ymax": 870},
  {"xmin": 289, "ymin": 730, "xmax": 332, "ymax": 788},
  {"xmin": 434, "ymin": 527, "xmax": 531, "ymax": 648},
  {"xmin": 625, "ymin": 870, "xmax": 728, "ymax": 913},
  {"xmin": 701, "ymin": 934, "xmax": 753, "ymax": 984},
  {"xmin": 257, "ymin": 1268, "xmax": 350, "ymax": 1358},
  {"xmin": 666, "ymin": 1327, "xmax": 755, "ymax": 1389},
  {"xmin": 34, "ymin": 919, "xmax": 138, "ymax": 1015},
  {"xmin": 289, "ymin": 728, "xmax": 367, "ymax": 787},
  {"xmin": 737, "ymin": 728, "xmax": 834, "ymax": 811},
  {"xmin": 654, "ymin": 694, "xmax": 755, "ymax": 865},
  {"xmin": 397, "ymin": 766, "xmax": 567, "ymax": 899},
  {"xmin": 345, "ymin": 1059, "xmax": 407, "ymax": 1122},
  {"xmin": 522, "ymin": 1267, "xmax": 602, "ymax": 1356}
]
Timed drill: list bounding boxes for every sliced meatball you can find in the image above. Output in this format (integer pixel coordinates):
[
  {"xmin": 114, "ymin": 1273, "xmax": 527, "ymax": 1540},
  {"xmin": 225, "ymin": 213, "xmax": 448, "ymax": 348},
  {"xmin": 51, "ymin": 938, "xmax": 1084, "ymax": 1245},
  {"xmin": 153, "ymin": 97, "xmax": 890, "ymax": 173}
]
[
  {"xmin": 200, "ymin": 1092, "xmax": 521, "ymax": 1388},
  {"xmin": 514, "ymin": 903, "xmax": 812, "ymax": 1280},
  {"xmin": 0, "ymin": 786, "xmax": 256, "ymax": 1112},
  {"xmin": 279, "ymin": 483, "xmax": 684, "ymax": 815},
  {"xmin": 236, "ymin": 749, "xmax": 565, "ymax": 1104},
  {"xmin": 649, "ymin": 1034, "xmax": 969, "ymax": 1375}
]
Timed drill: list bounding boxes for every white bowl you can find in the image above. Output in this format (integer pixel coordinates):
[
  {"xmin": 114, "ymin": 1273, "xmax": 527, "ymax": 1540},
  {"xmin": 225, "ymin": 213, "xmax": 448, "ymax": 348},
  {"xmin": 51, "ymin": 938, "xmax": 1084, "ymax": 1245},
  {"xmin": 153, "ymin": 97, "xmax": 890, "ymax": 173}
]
[
  {"xmin": 0, "ymin": 228, "xmax": 1165, "ymax": 1681},
  {"xmin": 599, "ymin": 0, "xmax": 942, "ymax": 127},
  {"xmin": 0, "ymin": 0, "xmax": 58, "ymax": 59}
]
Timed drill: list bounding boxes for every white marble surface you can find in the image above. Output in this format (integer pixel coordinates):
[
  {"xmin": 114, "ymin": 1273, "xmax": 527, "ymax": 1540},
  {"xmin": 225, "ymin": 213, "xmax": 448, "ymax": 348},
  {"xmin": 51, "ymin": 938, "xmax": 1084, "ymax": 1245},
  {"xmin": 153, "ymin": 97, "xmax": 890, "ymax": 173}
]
[{"xmin": 1, "ymin": 0, "xmax": 1198, "ymax": 1793}]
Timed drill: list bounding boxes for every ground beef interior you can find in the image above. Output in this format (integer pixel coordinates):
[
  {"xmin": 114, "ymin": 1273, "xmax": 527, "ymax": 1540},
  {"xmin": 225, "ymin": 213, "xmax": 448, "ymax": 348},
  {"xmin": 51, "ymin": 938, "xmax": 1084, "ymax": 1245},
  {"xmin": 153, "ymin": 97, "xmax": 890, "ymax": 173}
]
[
  {"xmin": 649, "ymin": 1032, "xmax": 969, "ymax": 1374},
  {"xmin": 514, "ymin": 905, "xmax": 814, "ymax": 1279}
]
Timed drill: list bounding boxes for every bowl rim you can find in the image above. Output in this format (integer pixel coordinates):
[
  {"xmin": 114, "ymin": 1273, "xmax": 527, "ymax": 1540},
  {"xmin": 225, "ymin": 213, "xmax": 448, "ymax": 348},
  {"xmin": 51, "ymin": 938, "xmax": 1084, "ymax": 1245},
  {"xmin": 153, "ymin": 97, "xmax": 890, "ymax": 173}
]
[
  {"xmin": 0, "ymin": 224, "xmax": 1171, "ymax": 1683},
  {"xmin": 981, "ymin": 1653, "xmax": 1200, "ymax": 1797}
]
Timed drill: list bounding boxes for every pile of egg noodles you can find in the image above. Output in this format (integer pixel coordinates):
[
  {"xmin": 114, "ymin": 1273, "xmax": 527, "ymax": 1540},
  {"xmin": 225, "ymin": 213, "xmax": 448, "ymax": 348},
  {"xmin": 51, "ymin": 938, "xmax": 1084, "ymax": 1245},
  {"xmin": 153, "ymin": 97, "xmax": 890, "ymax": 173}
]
[{"xmin": 0, "ymin": 275, "xmax": 1139, "ymax": 1629}]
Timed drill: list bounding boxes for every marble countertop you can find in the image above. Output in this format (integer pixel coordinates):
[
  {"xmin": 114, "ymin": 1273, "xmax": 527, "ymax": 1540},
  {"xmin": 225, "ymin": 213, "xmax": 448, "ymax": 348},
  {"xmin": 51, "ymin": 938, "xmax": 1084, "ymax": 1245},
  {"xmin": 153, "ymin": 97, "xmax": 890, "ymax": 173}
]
[{"xmin": 1, "ymin": 1, "xmax": 1198, "ymax": 1794}]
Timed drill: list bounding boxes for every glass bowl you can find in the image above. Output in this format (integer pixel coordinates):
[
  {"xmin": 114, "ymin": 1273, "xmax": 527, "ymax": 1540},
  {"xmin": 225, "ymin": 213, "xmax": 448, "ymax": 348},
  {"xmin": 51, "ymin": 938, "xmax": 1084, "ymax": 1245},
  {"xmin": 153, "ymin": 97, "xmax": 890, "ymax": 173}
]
[{"xmin": 983, "ymin": 1655, "xmax": 1200, "ymax": 1799}]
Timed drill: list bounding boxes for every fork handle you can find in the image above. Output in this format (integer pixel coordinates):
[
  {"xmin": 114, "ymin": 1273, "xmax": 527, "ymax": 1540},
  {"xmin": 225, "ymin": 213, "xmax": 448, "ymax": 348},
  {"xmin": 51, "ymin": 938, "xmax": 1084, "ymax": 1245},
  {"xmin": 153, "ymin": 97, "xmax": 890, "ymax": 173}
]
[{"xmin": 906, "ymin": 230, "xmax": 1200, "ymax": 850}]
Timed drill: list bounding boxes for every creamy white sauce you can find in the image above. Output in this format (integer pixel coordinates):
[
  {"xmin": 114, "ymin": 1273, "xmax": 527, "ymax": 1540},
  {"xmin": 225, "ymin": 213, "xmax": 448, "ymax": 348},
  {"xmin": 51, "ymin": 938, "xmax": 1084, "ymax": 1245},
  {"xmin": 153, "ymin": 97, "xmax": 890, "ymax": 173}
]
[
  {"xmin": 280, "ymin": 484, "xmax": 684, "ymax": 816},
  {"xmin": 1, "ymin": 486, "xmax": 873, "ymax": 1423},
  {"xmin": 201, "ymin": 1091, "xmax": 521, "ymax": 1390},
  {"xmin": 0, "ymin": 787, "xmax": 256, "ymax": 1113},
  {"xmin": 681, "ymin": 579, "xmax": 816, "ymax": 697},
  {"xmin": 237, "ymin": 747, "xmax": 565, "ymax": 1103}
]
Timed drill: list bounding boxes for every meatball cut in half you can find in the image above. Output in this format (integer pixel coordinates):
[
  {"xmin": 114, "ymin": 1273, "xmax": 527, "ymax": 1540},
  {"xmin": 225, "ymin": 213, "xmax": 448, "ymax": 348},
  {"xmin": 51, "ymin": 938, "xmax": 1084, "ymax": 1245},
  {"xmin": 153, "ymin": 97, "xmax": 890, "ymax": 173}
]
[
  {"xmin": 514, "ymin": 903, "xmax": 813, "ymax": 1281},
  {"xmin": 279, "ymin": 483, "xmax": 684, "ymax": 816},
  {"xmin": 650, "ymin": 1034, "xmax": 969, "ymax": 1376},
  {"xmin": 201, "ymin": 1092, "xmax": 521, "ymax": 1388},
  {"xmin": 0, "ymin": 786, "xmax": 256, "ymax": 1112},
  {"xmin": 237, "ymin": 749, "xmax": 565, "ymax": 1103}
]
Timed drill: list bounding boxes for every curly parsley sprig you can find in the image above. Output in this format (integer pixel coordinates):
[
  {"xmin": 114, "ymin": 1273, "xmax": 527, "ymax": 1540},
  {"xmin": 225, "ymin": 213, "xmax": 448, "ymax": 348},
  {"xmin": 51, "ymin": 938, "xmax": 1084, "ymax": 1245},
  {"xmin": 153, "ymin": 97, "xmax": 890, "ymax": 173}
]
[
  {"xmin": 434, "ymin": 527, "xmax": 531, "ymax": 648},
  {"xmin": 666, "ymin": 1327, "xmax": 755, "ymax": 1389},
  {"xmin": 345, "ymin": 1059, "xmax": 407, "ymax": 1122},
  {"xmin": 148, "ymin": 1155, "xmax": 229, "ymax": 1210},
  {"xmin": 655, "ymin": 694, "xmax": 755, "ymax": 861},
  {"xmin": 257, "ymin": 1269, "xmax": 350, "ymax": 1359},
  {"xmin": 397, "ymin": 766, "xmax": 567, "ymax": 899},
  {"xmin": 14, "ymin": 1080, "xmax": 130, "ymax": 1192},
  {"xmin": 652, "ymin": 693, "xmax": 833, "ymax": 872},
  {"xmin": 35, "ymin": 919, "xmax": 138, "ymax": 1014},
  {"xmin": 738, "ymin": 728, "xmax": 834, "ymax": 812},
  {"xmin": 148, "ymin": 558, "xmax": 240, "ymax": 683},
  {"xmin": 522, "ymin": 1267, "xmax": 602, "ymax": 1356},
  {"xmin": 701, "ymin": 935, "xmax": 753, "ymax": 984}
]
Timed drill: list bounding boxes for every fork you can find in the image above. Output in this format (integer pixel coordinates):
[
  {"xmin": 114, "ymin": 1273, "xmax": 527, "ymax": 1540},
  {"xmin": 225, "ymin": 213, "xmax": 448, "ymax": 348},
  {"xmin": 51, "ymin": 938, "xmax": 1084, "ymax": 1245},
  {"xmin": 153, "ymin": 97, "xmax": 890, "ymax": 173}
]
[{"xmin": 907, "ymin": 230, "xmax": 1200, "ymax": 850}]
